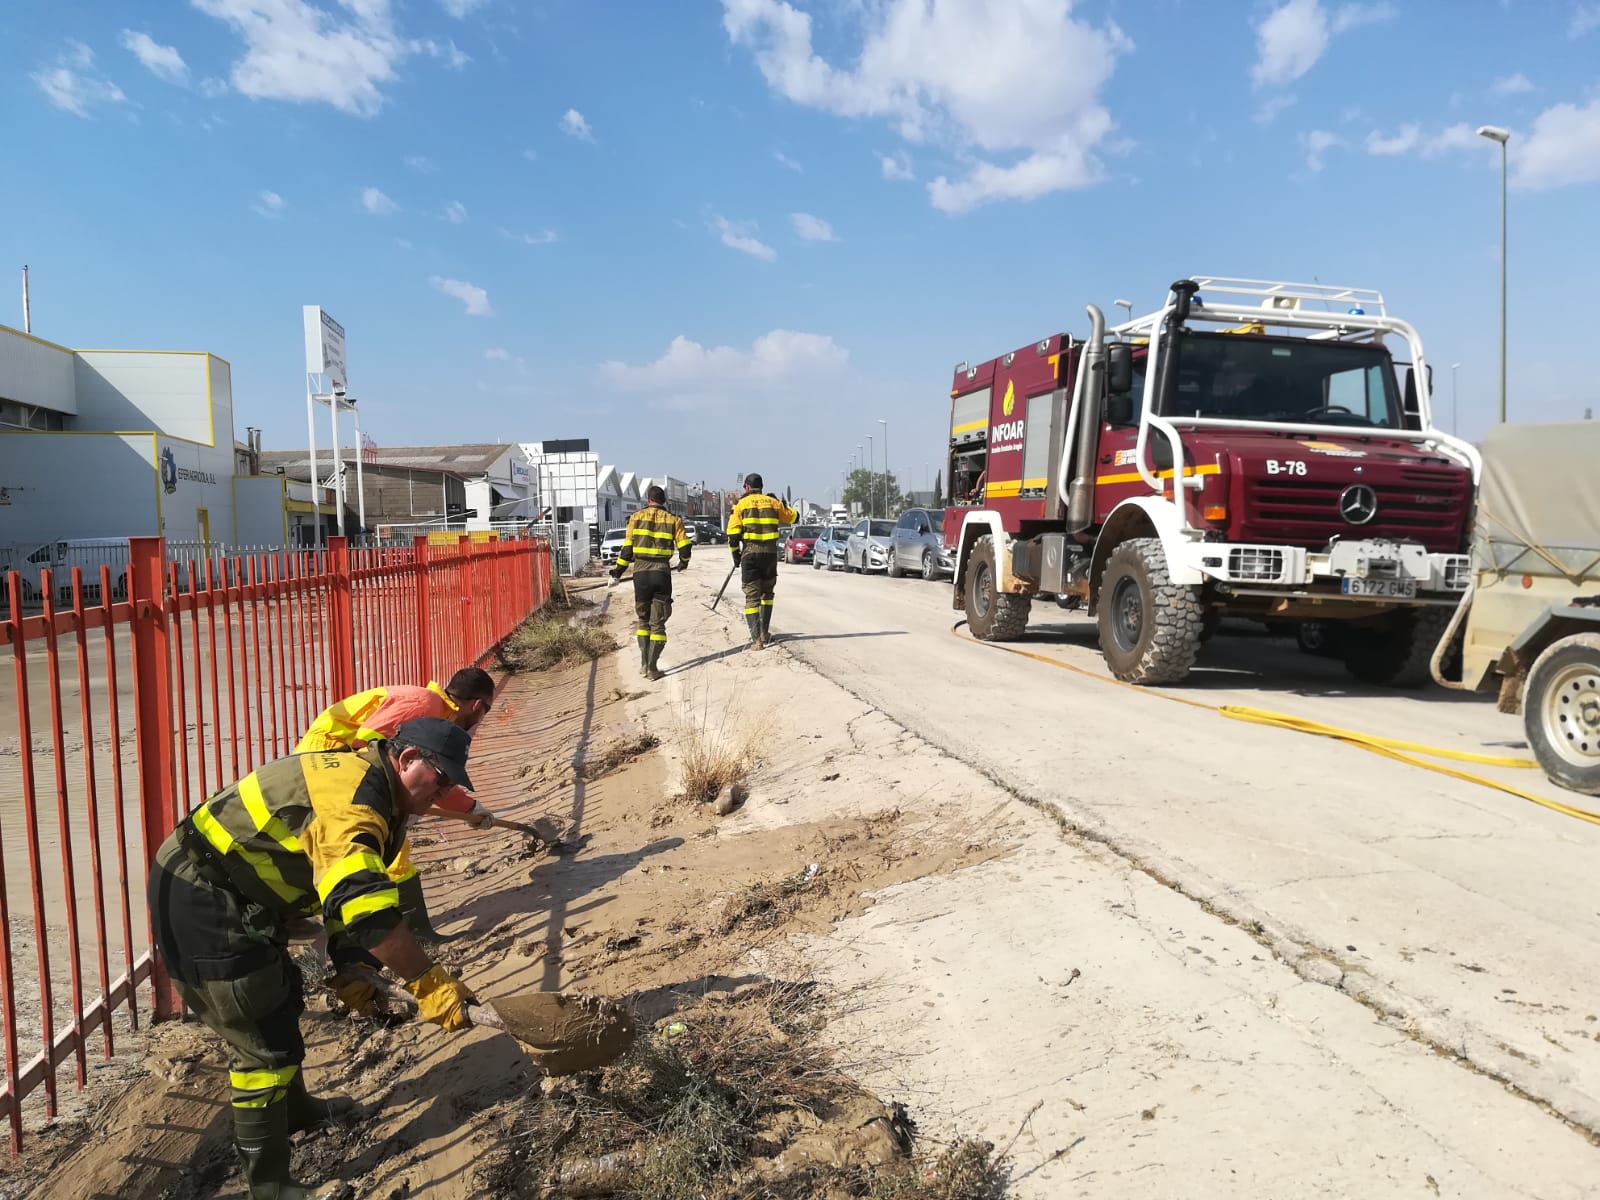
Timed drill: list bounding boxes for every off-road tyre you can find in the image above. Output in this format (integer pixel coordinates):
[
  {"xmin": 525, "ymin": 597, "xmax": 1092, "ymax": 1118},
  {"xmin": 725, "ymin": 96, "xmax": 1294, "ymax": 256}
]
[
  {"xmin": 1523, "ymin": 633, "xmax": 1600, "ymax": 796},
  {"xmin": 1096, "ymin": 537, "xmax": 1204, "ymax": 685},
  {"xmin": 964, "ymin": 535, "xmax": 1031, "ymax": 642},
  {"xmin": 921, "ymin": 548, "xmax": 939, "ymax": 581},
  {"xmin": 1341, "ymin": 607, "xmax": 1450, "ymax": 688}
]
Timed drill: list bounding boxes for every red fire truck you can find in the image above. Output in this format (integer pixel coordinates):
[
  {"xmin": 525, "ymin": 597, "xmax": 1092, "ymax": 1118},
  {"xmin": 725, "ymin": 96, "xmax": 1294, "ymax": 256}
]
[{"xmin": 946, "ymin": 277, "xmax": 1481, "ymax": 686}]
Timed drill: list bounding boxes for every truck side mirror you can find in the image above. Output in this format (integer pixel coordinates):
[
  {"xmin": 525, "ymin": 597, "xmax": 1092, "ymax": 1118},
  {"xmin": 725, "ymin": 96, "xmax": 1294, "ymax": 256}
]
[{"xmin": 1106, "ymin": 343, "xmax": 1133, "ymax": 396}]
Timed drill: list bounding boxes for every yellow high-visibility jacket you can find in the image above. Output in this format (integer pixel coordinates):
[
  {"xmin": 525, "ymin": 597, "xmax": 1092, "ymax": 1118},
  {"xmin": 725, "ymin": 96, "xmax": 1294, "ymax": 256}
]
[
  {"xmin": 618, "ymin": 505, "xmax": 691, "ymax": 568},
  {"xmin": 727, "ymin": 493, "xmax": 797, "ymax": 553}
]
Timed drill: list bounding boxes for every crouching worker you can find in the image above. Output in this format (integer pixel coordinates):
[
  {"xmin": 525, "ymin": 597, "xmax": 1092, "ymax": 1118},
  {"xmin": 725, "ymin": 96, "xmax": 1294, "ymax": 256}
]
[
  {"xmin": 296, "ymin": 667, "xmax": 496, "ymax": 942},
  {"xmin": 148, "ymin": 718, "xmax": 480, "ymax": 1200}
]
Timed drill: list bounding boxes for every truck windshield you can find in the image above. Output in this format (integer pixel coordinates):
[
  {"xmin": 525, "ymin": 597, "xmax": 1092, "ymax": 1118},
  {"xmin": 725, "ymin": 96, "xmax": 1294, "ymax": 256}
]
[{"xmin": 1157, "ymin": 333, "xmax": 1403, "ymax": 428}]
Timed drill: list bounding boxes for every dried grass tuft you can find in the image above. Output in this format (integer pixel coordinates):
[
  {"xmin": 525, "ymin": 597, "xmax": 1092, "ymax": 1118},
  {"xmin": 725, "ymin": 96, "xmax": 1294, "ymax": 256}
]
[{"xmin": 500, "ymin": 611, "xmax": 617, "ymax": 672}]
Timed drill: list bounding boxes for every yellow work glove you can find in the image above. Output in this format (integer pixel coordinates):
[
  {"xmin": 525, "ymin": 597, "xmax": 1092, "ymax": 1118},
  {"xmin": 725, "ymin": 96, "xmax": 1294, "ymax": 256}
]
[
  {"xmin": 330, "ymin": 969, "xmax": 379, "ymax": 1017},
  {"xmin": 405, "ymin": 964, "xmax": 477, "ymax": 1031}
]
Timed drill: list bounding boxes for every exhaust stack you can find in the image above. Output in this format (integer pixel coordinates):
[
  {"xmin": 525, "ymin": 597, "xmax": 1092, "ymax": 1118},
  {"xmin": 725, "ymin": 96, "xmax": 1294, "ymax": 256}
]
[{"xmin": 1066, "ymin": 304, "xmax": 1107, "ymax": 532}]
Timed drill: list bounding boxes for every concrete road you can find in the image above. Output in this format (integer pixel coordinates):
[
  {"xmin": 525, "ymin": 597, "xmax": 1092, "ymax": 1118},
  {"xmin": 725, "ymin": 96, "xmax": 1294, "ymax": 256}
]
[{"xmin": 769, "ymin": 559, "xmax": 1600, "ymax": 1137}]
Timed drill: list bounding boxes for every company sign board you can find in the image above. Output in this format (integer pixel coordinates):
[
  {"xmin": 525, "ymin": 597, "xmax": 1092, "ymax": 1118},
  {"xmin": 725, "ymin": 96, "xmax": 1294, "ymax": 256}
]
[{"xmin": 302, "ymin": 306, "xmax": 347, "ymax": 390}]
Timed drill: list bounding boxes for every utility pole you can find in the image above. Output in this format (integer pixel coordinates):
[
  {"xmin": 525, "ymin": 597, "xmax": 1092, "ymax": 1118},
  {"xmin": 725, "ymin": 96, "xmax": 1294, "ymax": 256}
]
[{"xmin": 1477, "ymin": 124, "xmax": 1511, "ymax": 423}]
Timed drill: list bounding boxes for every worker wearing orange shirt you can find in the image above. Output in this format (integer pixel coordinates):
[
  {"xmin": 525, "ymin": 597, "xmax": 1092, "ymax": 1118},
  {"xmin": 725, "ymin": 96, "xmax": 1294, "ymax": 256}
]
[{"xmin": 296, "ymin": 667, "xmax": 496, "ymax": 942}]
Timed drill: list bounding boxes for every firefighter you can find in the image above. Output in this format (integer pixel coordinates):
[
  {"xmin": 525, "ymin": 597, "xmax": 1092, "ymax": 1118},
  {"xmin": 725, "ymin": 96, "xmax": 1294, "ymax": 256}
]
[
  {"xmin": 296, "ymin": 667, "xmax": 496, "ymax": 942},
  {"xmin": 726, "ymin": 473, "xmax": 798, "ymax": 649},
  {"xmin": 608, "ymin": 484, "xmax": 692, "ymax": 680},
  {"xmin": 147, "ymin": 717, "xmax": 479, "ymax": 1200}
]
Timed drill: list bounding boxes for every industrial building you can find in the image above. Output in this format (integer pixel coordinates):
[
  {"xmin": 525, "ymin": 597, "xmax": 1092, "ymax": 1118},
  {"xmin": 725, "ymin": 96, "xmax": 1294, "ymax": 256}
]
[{"xmin": 0, "ymin": 322, "xmax": 287, "ymax": 559}]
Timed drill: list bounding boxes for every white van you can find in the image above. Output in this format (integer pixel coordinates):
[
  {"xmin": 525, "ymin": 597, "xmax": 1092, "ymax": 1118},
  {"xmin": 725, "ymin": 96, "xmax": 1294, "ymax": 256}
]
[{"xmin": 14, "ymin": 538, "xmax": 133, "ymax": 606}]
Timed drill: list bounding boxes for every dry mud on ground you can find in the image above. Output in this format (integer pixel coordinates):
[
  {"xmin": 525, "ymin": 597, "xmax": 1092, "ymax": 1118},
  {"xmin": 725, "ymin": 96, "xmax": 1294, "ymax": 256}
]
[{"xmin": 8, "ymin": 582, "xmax": 1018, "ymax": 1200}]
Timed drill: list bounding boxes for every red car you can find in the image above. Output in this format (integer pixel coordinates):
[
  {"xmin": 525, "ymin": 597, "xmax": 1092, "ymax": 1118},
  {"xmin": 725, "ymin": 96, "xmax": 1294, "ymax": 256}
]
[{"xmin": 784, "ymin": 524, "xmax": 823, "ymax": 563}]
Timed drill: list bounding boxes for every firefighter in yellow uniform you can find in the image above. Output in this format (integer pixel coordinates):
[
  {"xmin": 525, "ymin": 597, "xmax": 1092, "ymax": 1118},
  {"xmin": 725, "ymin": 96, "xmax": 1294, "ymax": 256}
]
[
  {"xmin": 726, "ymin": 472, "xmax": 798, "ymax": 649},
  {"xmin": 148, "ymin": 717, "xmax": 479, "ymax": 1200},
  {"xmin": 295, "ymin": 668, "xmax": 495, "ymax": 942},
  {"xmin": 609, "ymin": 484, "xmax": 692, "ymax": 680}
]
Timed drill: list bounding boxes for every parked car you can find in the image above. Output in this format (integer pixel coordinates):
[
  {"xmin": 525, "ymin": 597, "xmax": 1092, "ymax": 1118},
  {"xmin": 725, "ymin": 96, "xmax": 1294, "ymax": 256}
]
[
  {"xmin": 887, "ymin": 508, "xmax": 953, "ymax": 580},
  {"xmin": 844, "ymin": 519, "xmax": 895, "ymax": 574},
  {"xmin": 785, "ymin": 524, "xmax": 822, "ymax": 564},
  {"xmin": 813, "ymin": 525, "xmax": 852, "ymax": 571},
  {"xmin": 12, "ymin": 538, "xmax": 133, "ymax": 606},
  {"xmin": 599, "ymin": 528, "xmax": 628, "ymax": 564}
]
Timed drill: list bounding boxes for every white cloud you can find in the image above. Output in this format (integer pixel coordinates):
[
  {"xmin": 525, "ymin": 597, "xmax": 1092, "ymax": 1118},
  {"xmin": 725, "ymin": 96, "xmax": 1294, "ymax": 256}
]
[
  {"xmin": 1515, "ymin": 96, "xmax": 1600, "ymax": 190},
  {"xmin": 1251, "ymin": 0, "xmax": 1394, "ymax": 88},
  {"xmin": 199, "ymin": 76, "xmax": 230, "ymax": 97},
  {"xmin": 521, "ymin": 147, "xmax": 539, "ymax": 163},
  {"xmin": 395, "ymin": 237, "xmax": 414, "ymax": 249},
  {"xmin": 773, "ymin": 149, "xmax": 804, "ymax": 171},
  {"xmin": 560, "ymin": 108, "xmax": 594, "ymax": 140},
  {"xmin": 1251, "ymin": 0, "xmax": 1327, "ymax": 87},
  {"xmin": 360, "ymin": 186, "xmax": 399, "ymax": 213},
  {"xmin": 1569, "ymin": 3, "xmax": 1600, "ymax": 37},
  {"xmin": 1301, "ymin": 129, "xmax": 1342, "ymax": 172},
  {"xmin": 600, "ymin": 331, "xmax": 848, "ymax": 404},
  {"xmin": 1253, "ymin": 94, "xmax": 1297, "ymax": 126},
  {"xmin": 251, "ymin": 189, "xmax": 286, "ymax": 216},
  {"xmin": 1491, "ymin": 72, "xmax": 1535, "ymax": 96},
  {"xmin": 404, "ymin": 154, "xmax": 436, "ymax": 172},
  {"xmin": 712, "ymin": 216, "xmax": 777, "ymax": 261},
  {"xmin": 723, "ymin": 0, "xmax": 1129, "ymax": 213},
  {"xmin": 1329, "ymin": 2, "xmax": 1395, "ymax": 34},
  {"xmin": 32, "ymin": 42, "xmax": 127, "ymax": 117},
  {"xmin": 499, "ymin": 226, "xmax": 559, "ymax": 246},
  {"xmin": 121, "ymin": 30, "xmax": 189, "ymax": 83},
  {"xmin": 879, "ymin": 150, "xmax": 914, "ymax": 180},
  {"xmin": 443, "ymin": 200, "xmax": 468, "ymax": 223},
  {"xmin": 441, "ymin": 0, "xmax": 489, "ymax": 17},
  {"xmin": 1364, "ymin": 123, "xmax": 1420, "ymax": 155},
  {"xmin": 193, "ymin": 0, "xmax": 462, "ymax": 116},
  {"xmin": 484, "ymin": 347, "xmax": 511, "ymax": 360},
  {"xmin": 1363, "ymin": 122, "xmax": 1485, "ymax": 159},
  {"xmin": 791, "ymin": 212, "xmax": 839, "ymax": 241},
  {"xmin": 429, "ymin": 276, "xmax": 493, "ymax": 316}
]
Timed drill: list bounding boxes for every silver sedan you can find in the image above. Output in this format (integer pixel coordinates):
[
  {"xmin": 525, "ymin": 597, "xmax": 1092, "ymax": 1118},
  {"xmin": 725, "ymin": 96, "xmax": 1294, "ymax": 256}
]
[{"xmin": 844, "ymin": 518, "xmax": 895, "ymax": 574}]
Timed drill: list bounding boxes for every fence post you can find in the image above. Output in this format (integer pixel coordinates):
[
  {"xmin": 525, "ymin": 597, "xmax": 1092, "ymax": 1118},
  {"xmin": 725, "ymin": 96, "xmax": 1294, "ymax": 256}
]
[
  {"xmin": 326, "ymin": 537, "xmax": 356, "ymax": 698},
  {"xmin": 413, "ymin": 536, "xmax": 433, "ymax": 684},
  {"xmin": 128, "ymin": 537, "xmax": 181, "ymax": 1020}
]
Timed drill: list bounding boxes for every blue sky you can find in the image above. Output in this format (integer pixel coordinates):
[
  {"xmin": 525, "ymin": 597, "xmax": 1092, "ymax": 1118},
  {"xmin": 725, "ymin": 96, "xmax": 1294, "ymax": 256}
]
[{"xmin": 3, "ymin": 0, "xmax": 1598, "ymax": 504}]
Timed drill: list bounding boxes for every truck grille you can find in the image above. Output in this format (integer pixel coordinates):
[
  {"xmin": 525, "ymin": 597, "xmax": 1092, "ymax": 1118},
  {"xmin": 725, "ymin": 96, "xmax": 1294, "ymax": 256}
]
[{"xmin": 1242, "ymin": 469, "xmax": 1468, "ymax": 552}]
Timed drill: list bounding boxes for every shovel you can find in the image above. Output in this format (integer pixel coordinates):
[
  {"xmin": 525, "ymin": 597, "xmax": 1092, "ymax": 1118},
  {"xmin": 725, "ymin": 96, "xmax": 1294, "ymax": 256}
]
[
  {"xmin": 707, "ymin": 561, "xmax": 738, "ymax": 612},
  {"xmin": 355, "ymin": 969, "xmax": 636, "ymax": 1075},
  {"xmin": 428, "ymin": 805, "xmax": 561, "ymax": 842}
]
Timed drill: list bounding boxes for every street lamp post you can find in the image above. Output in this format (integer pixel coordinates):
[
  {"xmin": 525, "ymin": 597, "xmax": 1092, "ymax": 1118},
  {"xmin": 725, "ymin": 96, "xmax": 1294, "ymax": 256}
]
[
  {"xmin": 878, "ymin": 418, "xmax": 888, "ymax": 517},
  {"xmin": 866, "ymin": 435, "xmax": 874, "ymax": 518},
  {"xmin": 1477, "ymin": 124, "xmax": 1511, "ymax": 423},
  {"xmin": 1451, "ymin": 362, "xmax": 1461, "ymax": 435}
]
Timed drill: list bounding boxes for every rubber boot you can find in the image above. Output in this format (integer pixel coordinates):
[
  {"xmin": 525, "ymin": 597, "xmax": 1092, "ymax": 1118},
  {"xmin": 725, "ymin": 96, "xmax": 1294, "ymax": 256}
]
[
  {"xmin": 759, "ymin": 605, "xmax": 773, "ymax": 645},
  {"xmin": 644, "ymin": 641, "xmax": 665, "ymax": 681},
  {"xmin": 396, "ymin": 873, "xmax": 457, "ymax": 944},
  {"xmin": 745, "ymin": 611, "xmax": 763, "ymax": 650},
  {"xmin": 235, "ymin": 1098, "xmax": 315, "ymax": 1199},
  {"xmin": 286, "ymin": 1074, "xmax": 360, "ymax": 1136},
  {"xmin": 637, "ymin": 633, "xmax": 650, "ymax": 678}
]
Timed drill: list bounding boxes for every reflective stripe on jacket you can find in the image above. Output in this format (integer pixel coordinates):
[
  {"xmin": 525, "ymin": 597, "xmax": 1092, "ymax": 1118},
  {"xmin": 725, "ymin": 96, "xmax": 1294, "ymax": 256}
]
[
  {"xmin": 187, "ymin": 746, "xmax": 407, "ymax": 948},
  {"xmin": 296, "ymin": 682, "xmax": 474, "ymax": 814},
  {"xmin": 617, "ymin": 505, "xmax": 691, "ymax": 567},
  {"xmin": 727, "ymin": 493, "xmax": 797, "ymax": 551}
]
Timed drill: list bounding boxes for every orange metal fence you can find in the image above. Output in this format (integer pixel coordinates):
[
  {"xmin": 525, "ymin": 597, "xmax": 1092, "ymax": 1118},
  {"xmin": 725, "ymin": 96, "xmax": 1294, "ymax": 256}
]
[{"xmin": 0, "ymin": 534, "xmax": 551, "ymax": 1152}]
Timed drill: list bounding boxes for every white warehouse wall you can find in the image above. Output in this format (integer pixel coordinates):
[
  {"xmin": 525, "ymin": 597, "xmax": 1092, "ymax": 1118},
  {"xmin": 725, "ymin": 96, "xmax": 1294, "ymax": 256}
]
[
  {"xmin": 0, "ymin": 432, "xmax": 160, "ymax": 541},
  {"xmin": 73, "ymin": 351, "xmax": 228, "ymax": 445},
  {"xmin": 0, "ymin": 326, "xmax": 77, "ymax": 416}
]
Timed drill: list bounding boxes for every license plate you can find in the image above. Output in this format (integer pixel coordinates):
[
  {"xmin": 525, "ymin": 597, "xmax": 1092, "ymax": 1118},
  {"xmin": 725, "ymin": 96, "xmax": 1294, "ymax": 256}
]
[{"xmin": 1341, "ymin": 577, "xmax": 1417, "ymax": 598}]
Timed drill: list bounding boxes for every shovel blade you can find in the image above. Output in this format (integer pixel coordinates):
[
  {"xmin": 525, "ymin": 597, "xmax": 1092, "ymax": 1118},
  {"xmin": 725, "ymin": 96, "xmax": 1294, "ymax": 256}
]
[{"xmin": 479, "ymin": 992, "xmax": 635, "ymax": 1075}]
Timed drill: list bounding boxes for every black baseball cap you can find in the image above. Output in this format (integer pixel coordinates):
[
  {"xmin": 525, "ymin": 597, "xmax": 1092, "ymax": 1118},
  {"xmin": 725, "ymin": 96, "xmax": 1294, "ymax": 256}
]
[{"xmin": 391, "ymin": 717, "xmax": 474, "ymax": 791}]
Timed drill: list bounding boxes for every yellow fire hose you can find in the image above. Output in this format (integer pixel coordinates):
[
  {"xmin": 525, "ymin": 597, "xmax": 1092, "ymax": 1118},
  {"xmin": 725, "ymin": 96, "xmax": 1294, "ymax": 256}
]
[{"xmin": 951, "ymin": 622, "xmax": 1600, "ymax": 827}]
